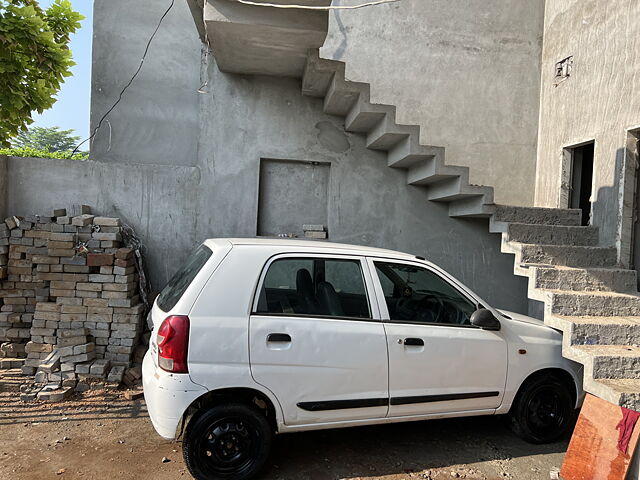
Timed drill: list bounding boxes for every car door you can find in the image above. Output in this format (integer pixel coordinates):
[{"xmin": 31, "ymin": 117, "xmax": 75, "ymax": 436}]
[
  {"xmin": 249, "ymin": 254, "xmax": 389, "ymax": 426},
  {"xmin": 368, "ymin": 258, "xmax": 508, "ymax": 417}
]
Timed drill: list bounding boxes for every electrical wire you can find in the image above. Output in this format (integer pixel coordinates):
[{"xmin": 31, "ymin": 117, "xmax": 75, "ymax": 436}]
[
  {"xmin": 232, "ymin": 0, "xmax": 399, "ymax": 9},
  {"xmin": 72, "ymin": 0, "xmax": 395, "ymax": 154},
  {"xmin": 71, "ymin": 0, "xmax": 176, "ymax": 155}
]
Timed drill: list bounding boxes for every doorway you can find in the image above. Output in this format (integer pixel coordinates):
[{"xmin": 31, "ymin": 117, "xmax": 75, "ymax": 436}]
[
  {"xmin": 257, "ymin": 158, "xmax": 330, "ymax": 237},
  {"xmin": 567, "ymin": 142, "xmax": 595, "ymax": 226}
]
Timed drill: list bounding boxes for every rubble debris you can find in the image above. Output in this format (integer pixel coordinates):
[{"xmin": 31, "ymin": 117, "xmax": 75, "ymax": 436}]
[{"xmin": 123, "ymin": 388, "xmax": 144, "ymax": 401}]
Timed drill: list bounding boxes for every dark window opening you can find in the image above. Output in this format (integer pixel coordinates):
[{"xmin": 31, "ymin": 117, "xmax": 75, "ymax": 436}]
[
  {"xmin": 568, "ymin": 142, "xmax": 595, "ymax": 226},
  {"xmin": 374, "ymin": 262, "xmax": 477, "ymax": 326},
  {"xmin": 256, "ymin": 257, "xmax": 371, "ymax": 319},
  {"xmin": 157, "ymin": 244, "xmax": 212, "ymax": 312}
]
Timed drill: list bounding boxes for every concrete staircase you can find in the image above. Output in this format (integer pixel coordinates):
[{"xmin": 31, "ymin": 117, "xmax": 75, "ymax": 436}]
[{"xmin": 302, "ymin": 49, "xmax": 640, "ymax": 410}]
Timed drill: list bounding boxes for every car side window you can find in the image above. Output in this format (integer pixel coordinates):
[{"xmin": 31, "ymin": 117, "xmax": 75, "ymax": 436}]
[
  {"xmin": 374, "ymin": 261, "xmax": 476, "ymax": 326},
  {"xmin": 256, "ymin": 258, "xmax": 371, "ymax": 319}
]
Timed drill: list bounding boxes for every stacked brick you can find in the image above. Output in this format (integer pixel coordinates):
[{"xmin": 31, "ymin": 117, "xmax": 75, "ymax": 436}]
[
  {"xmin": 303, "ymin": 224, "xmax": 328, "ymax": 239},
  {"xmin": 0, "ymin": 206, "xmax": 147, "ymax": 393},
  {"xmin": 0, "ymin": 215, "xmax": 52, "ymax": 362},
  {"xmin": 21, "ymin": 327, "xmax": 102, "ymax": 401}
]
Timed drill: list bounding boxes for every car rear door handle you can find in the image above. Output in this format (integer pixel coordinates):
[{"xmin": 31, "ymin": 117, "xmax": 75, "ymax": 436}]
[
  {"xmin": 267, "ymin": 333, "xmax": 291, "ymax": 343},
  {"xmin": 404, "ymin": 337, "xmax": 424, "ymax": 346}
]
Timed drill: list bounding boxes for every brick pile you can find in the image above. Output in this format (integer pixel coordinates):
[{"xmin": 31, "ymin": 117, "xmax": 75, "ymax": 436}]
[
  {"xmin": 0, "ymin": 214, "xmax": 52, "ymax": 362},
  {"xmin": 0, "ymin": 205, "xmax": 148, "ymax": 399}
]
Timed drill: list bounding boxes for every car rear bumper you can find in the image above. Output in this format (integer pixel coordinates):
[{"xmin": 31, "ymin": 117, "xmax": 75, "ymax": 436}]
[{"xmin": 142, "ymin": 350, "xmax": 207, "ymax": 439}]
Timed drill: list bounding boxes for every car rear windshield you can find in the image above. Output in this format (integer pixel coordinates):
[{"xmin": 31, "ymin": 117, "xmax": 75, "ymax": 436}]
[{"xmin": 157, "ymin": 244, "xmax": 213, "ymax": 312}]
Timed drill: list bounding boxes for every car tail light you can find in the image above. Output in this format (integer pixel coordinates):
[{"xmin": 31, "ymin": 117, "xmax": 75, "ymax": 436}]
[{"xmin": 157, "ymin": 315, "xmax": 190, "ymax": 373}]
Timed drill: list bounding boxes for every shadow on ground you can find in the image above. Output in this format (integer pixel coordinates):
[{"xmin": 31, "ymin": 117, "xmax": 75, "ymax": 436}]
[
  {"xmin": 264, "ymin": 415, "xmax": 569, "ymax": 479},
  {"xmin": 0, "ymin": 369, "xmax": 569, "ymax": 479}
]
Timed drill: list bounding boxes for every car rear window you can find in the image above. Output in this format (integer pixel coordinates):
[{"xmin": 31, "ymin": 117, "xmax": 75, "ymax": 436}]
[{"xmin": 157, "ymin": 244, "xmax": 212, "ymax": 312}]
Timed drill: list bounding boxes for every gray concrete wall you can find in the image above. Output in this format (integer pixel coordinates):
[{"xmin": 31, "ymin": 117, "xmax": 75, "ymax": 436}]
[
  {"xmin": 43, "ymin": 0, "xmax": 530, "ymax": 314},
  {"xmin": 320, "ymin": 0, "xmax": 545, "ymax": 207},
  {"xmin": 535, "ymin": 0, "xmax": 640, "ymax": 250},
  {"xmin": 4, "ymin": 156, "xmax": 200, "ymax": 284},
  {"xmin": 90, "ymin": 0, "xmax": 201, "ymax": 167}
]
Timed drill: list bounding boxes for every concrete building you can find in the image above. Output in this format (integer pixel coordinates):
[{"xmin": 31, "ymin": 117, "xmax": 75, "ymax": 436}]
[
  {"xmin": 535, "ymin": 0, "xmax": 640, "ymax": 274},
  {"xmin": 2, "ymin": 0, "xmax": 640, "ymax": 473}
]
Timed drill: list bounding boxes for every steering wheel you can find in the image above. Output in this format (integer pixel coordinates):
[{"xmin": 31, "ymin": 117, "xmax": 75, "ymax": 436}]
[{"xmin": 417, "ymin": 294, "xmax": 445, "ymax": 324}]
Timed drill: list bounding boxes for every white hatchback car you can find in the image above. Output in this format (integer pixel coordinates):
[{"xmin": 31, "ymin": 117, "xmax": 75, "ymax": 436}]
[{"xmin": 143, "ymin": 238, "xmax": 583, "ymax": 480}]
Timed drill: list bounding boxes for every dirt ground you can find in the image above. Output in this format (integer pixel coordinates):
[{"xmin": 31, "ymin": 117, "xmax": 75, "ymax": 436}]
[{"xmin": 0, "ymin": 368, "xmax": 568, "ymax": 480}]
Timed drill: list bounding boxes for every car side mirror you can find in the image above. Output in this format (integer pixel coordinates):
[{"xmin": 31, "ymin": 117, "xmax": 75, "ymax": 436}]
[{"xmin": 470, "ymin": 308, "xmax": 501, "ymax": 331}]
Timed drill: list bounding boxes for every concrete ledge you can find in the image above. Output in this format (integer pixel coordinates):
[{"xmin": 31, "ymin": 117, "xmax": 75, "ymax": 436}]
[{"xmin": 203, "ymin": 0, "xmax": 330, "ymax": 76}]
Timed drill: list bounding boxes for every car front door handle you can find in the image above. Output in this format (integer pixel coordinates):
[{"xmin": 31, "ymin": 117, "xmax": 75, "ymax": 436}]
[
  {"xmin": 267, "ymin": 333, "xmax": 291, "ymax": 343},
  {"xmin": 404, "ymin": 337, "xmax": 424, "ymax": 346}
]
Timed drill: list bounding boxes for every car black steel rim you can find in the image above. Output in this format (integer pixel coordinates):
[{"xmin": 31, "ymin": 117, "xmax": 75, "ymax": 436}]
[
  {"xmin": 525, "ymin": 386, "xmax": 567, "ymax": 437},
  {"xmin": 196, "ymin": 415, "xmax": 259, "ymax": 475}
]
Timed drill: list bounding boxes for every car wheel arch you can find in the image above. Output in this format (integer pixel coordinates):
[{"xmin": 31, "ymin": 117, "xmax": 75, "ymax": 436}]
[
  {"xmin": 512, "ymin": 367, "xmax": 579, "ymax": 410},
  {"xmin": 180, "ymin": 387, "xmax": 282, "ymax": 438}
]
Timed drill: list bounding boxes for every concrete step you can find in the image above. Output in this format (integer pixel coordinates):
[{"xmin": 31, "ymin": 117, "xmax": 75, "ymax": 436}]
[
  {"xmin": 406, "ymin": 160, "xmax": 469, "ymax": 186},
  {"xmin": 548, "ymin": 315, "xmax": 640, "ymax": 346},
  {"xmin": 588, "ymin": 378, "xmax": 640, "ymax": 410},
  {"xmin": 427, "ymin": 177, "xmax": 494, "ymax": 203},
  {"xmin": 496, "ymin": 223, "xmax": 599, "ymax": 246},
  {"xmin": 548, "ymin": 291, "xmax": 640, "ymax": 317},
  {"xmin": 388, "ymin": 138, "xmax": 445, "ymax": 169},
  {"xmin": 568, "ymin": 344, "xmax": 640, "ymax": 379},
  {"xmin": 323, "ymin": 74, "xmax": 367, "ymax": 116},
  {"xmin": 345, "ymin": 96, "xmax": 394, "ymax": 133},
  {"xmin": 366, "ymin": 115, "xmax": 417, "ymax": 150},
  {"xmin": 302, "ymin": 50, "xmax": 343, "ymax": 97},
  {"xmin": 531, "ymin": 266, "xmax": 637, "ymax": 292},
  {"xmin": 493, "ymin": 205, "xmax": 582, "ymax": 226},
  {"xmin": 515, "ymin": 244, "xmax": 617, "ymax": 269},
  {"xmin": 448, "ymin": 197, "xmax": 496, "ymax": 218}
]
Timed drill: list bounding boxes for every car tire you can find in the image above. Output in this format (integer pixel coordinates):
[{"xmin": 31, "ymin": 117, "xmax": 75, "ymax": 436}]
[
  {"xmin": 508, "ymin": 374, "xmax": 575, "ymax": 444},
  {"xmin": 183, "ymin": 403, "xmax": 273, "ymax": 480}
]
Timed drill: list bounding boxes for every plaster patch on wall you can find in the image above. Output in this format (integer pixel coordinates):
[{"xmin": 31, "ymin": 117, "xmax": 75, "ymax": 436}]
[{"xmin": 315, "ymin": 121, "xmax": 351, "ymax": 153}]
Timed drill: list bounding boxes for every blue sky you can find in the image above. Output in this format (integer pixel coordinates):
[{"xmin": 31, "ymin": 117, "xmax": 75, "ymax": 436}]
[{"xmin": 32, "ymin": 0, "xmax": 94, "ymax": 141}]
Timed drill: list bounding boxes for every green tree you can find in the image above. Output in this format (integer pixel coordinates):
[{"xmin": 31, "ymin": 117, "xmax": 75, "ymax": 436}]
[
  {"xmin": 0, "ymin": 0, "xmax": 84, "ymax": 147},
  {"xmin": 13, "ymin": 125, "xmax": 79, "ymax": 151}
]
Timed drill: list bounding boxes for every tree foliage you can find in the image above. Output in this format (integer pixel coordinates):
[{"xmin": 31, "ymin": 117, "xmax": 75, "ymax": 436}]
[
  {"xmin": 0, "ymin": 0, "xmax": 84, "ymax": 146},
  {"xmin": 12, "ymin": 125, "xmax": 79, "ymax": 151},
  {"xmin": 0, "ymin": 145, "xmax": 88, "ymax": 159}
]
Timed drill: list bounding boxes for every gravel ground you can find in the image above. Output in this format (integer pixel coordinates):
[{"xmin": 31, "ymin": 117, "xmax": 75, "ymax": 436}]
[{"xmin": 0, "ymin": 368, "xmax": 568, "ymax": 480}]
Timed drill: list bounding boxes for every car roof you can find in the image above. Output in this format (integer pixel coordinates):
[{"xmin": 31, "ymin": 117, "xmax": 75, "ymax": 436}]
[{"xmin": 203, "ymin": 237, "xmax": 419, "ymax": 261}]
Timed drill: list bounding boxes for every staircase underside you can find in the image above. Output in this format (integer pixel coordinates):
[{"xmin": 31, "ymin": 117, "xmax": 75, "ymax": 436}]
[
  {"xmin": 198, "ymin": 0, "xmax": 331, "ymax": 77},
  {"xmin": 190, "ymin": 2, "xmax": 640, "ymax": 410}
]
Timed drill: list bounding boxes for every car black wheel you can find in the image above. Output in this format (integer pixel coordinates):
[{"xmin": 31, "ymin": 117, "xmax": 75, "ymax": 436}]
[
  {"xmin": 508, "ymin": 375, "xmax": 575, "ymax": 444},
  {"xmin": 183, "ymin": 403, "xmax": 273, "ymax": 480}
]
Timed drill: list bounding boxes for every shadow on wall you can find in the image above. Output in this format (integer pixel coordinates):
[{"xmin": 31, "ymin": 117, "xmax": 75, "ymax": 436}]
[
  {"xmin": 591, "ymin": 147, "xmax": 623, "ymax": 249},
  {"xmin": 591, "ymin": 147, "xmax": 625, "ymax": 263}
]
